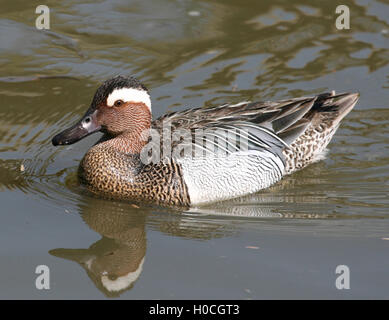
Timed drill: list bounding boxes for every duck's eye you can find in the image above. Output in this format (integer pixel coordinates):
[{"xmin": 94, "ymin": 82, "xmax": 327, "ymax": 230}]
[{"xmin": 114, "ymin": 100, "xmax": 124, "ymax": 107}]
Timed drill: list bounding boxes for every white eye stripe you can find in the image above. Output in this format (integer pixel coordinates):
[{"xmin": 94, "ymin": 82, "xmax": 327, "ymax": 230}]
[{"xmin": 106, "ymin": 88, "xmax": 151, "ymax": 111}]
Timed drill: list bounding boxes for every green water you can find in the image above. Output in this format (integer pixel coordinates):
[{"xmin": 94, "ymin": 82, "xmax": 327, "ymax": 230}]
[{"xmin": 0, "ymin": 0, "xmax": 388, "ymax": 298}]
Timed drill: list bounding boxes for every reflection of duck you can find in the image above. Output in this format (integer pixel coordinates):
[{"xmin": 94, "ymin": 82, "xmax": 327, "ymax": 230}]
[
  {"xmin": 52, "ymin": 75, "xmax": 358, "ymax": 207},
  {"xmin": 48, "ymin": 183, "xmax": 331, "ymax": 297},
  {"xmin": 50, "ymin": 201, "xmax": 147, "ymax": 297},
  {"xmin": 48, "ymin": 196, "xmax": 238, "ymax": 297}
]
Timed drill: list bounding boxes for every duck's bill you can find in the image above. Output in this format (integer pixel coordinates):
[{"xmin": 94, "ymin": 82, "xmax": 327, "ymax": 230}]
[{"xmin": 52, "ymin": 112, "xmax": 101, "ymax": 146}]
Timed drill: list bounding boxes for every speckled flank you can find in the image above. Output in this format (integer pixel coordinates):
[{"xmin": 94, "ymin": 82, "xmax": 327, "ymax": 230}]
[
  {"xmin": 79, "ymin": 144, "xmax": 190, "ymax": 207},
  {"xmin": 283, "ymin": 117, "xmax": 338, "ymax": 175}
]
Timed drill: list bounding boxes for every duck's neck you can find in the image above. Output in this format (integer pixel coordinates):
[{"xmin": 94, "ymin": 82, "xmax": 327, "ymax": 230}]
[{"xmin": 100, "ymin": 122, "xmax": 151, "ymax": 154}]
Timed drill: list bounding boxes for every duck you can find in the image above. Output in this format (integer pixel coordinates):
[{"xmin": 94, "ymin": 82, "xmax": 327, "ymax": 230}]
[{"xmin": 52, "ymin": 75, "xmax": 359, "ymax": 207}]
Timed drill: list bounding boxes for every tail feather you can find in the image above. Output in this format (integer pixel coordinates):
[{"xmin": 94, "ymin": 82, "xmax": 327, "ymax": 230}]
[
  {"xmin": 283, "ymin": 91, "xmax": 359, "ymax": 174},
  {"xmin": 324, "ymin": 92, "xmax": 359, "ymax": 126},
  {"xmin": 312, "ymin": 92, "xmax": 359, "ymax": 125}
]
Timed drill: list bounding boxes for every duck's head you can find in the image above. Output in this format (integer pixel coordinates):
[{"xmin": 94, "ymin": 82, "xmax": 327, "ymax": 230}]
[{"xmin": 52, "ymin": 75, "xmax": 151, "ymax": 146}]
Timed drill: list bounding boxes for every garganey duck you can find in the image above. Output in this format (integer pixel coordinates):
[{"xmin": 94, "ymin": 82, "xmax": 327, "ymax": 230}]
[{"xmin": 52, "ymin": 76, "xmax": 359, "ymax": 207}]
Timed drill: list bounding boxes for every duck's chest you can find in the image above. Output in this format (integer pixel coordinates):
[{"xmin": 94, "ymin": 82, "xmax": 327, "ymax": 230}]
[{"xmin": 78, "ymin": 146, "xmax": 190, "ymax": 207}]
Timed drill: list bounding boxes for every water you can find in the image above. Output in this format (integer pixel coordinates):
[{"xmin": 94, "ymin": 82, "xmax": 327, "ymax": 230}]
[{"xmin": 0, "ymin": 0, "xmax": 388, "ymax": 299}]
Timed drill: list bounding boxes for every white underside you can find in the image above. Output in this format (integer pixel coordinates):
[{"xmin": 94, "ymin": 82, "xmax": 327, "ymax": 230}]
[{"xmin": 177, "ymin": 150, "xmax": 285, "ymax": 205}]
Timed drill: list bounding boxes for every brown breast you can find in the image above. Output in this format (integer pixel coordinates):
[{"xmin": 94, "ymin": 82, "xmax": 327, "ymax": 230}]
[{"xmin": 78, "ymin": 144, "xmax": 190, "ymax": 207}]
